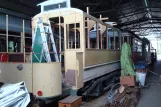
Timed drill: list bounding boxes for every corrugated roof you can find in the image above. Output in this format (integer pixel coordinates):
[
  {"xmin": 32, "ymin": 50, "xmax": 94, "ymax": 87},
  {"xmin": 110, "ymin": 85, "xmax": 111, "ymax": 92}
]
[{"xmin": 0, "ymin": 0, "xmax": 161, "ymax": 36}]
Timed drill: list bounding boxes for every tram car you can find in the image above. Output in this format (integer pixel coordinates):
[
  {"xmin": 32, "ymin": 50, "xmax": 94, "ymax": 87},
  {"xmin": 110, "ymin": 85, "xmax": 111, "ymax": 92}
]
[
  {"xmin": 0, "ymin": 0, "xmax": 150, "ymax": 105},
  {"xmin": 121, "ymin": 31, "xmax": 151, "ymax": 63}
]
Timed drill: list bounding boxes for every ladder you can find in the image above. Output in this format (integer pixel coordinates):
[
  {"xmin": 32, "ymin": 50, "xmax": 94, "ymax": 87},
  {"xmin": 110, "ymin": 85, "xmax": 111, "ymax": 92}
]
[{"xmin": 32, "ymin": 17, "xmax": 59, "ymax": 62}]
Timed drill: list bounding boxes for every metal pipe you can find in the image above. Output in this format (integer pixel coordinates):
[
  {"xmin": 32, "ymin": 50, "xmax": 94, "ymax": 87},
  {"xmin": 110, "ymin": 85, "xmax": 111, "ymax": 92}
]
[
  {"xmin": 21, "ymin": 32, "xmax": 23, "ymax": 53},
  {"xmin": 119, "ymin": 32, "xmax": 121, "ymax": 50},
  {"xmin": 67, "ymin": 24, "xmax": 70, "ymax": 48},
  {"xmin": 59, "ymin": 4, "xmax": 61, "ymax": 62},
  {"xmin": 6, "ymin": 15, "xmax": 8, "ymax": 53},
  {"xmin": 86, "ymin": 7, "xmax": 90, "ymax": 49},
  {"xmin": 106, "ymin": 27, "xmax": 108, "ymax": 49},
  {"xmin": 75, "ymin": 12, "xmax": 77, "ymax": 49},
  {"xmin": 113, "ymin": 29, "xmax": 115, "ymax": 50},
  {"xmin": 96, "ymin": 23, "xmax": 99, "ymax": 49},
  {"xmin": 100, "ymin": 15, "xmax": 102, "ymax": 49},
  {"xmin": 23, "ymin": 20, "xmax": 25, "ymax": 62}
]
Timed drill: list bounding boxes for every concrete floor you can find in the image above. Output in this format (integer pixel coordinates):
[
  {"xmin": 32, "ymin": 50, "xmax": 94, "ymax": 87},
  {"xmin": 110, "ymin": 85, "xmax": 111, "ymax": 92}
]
[
  {"xmin": 137, "ymin": 61, "xmax": 161, "ymax": 107},
  {"xmin": 81, "ymin": 61, "xmax": 161, "ymax": 107},
  {"xmin": 81, "ymin": 92, "xmax": 109, "ymax": 107}
]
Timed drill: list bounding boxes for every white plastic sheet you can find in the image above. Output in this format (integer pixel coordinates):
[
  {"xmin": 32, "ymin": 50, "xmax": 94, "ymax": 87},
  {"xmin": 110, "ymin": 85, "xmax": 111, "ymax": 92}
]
[{"xmin": 0, "ymin": 82, "xmax": 30, "ymax": 107}]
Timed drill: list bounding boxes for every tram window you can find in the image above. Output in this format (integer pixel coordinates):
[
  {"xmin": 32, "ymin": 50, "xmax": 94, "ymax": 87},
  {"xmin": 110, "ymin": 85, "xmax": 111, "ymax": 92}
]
[
  {"xmin": 124, "ymin": 36, "xmax": 127, "ymax": 43},
  {"xmin": 49, "ymin": 17, "xmax": 64, "ymax": 52},
  {"xmin": 66, "ymin": 23, "xmax": 80, "ymax": 49},
  {"xmin": 8, "ymin": 37, "xmax": 21, "ymax": 52},
  {"xmin": 114, "ymin": 30, "xmax": 120, "ymax": 50},
  {"xmin": 89, "ymin": 22, "xmax": 97, "ymax": 49},
  {"xmin": 119, "ymin": 32, "xmax": 122, "ymax": 49},
  {"xmin": 0, "ymin": 38, "xmax": 6, "ymax": 52},
  {"xmin": 108, "ymin": 29, "xmax": 114, "ymax": 49},
  {"xmin": 90, "ymin": 31, "xmax": 97, "ymax": 48},
  {"xmin": 25, "ymin": 38, "xmax": 32, "ymax": 52},
  {"xmin": 120, "ymin": 33, "xmax": 124, "ymax": 46},
  {"xmin": 102, "ymin": 29, "xmax": 108, "ymax": 49},
  {"xmin": 76, "ymin": 23, "xmax": 80, "ymax": 48}
]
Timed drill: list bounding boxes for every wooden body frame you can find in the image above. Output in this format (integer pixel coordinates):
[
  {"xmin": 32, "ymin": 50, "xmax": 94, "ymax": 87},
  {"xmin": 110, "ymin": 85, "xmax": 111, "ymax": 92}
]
[{"xmin": 32, "ymin": 8, "xmax": 122, "ymax": 90}]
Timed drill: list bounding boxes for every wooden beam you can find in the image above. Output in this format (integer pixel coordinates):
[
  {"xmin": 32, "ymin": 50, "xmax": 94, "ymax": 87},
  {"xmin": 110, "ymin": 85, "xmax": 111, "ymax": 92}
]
[
  {"xmin": 106, "ymin": 28, "xmax": 108, "ymax": 49},
  {"xmin": 100, "ymin": 17, "xmax": 109, "ymax": 21},
  {"xmin": 113, "ymin": 29, "xmax": 115, "ymax": 50},
  {"xmin": 87, "ymin": 7, "xmax": 90, "ymax": 49},
  {"xmin": 96, "ymin": 23, "xmax": 99, "ymax": 49},
  {"xmin": 100, "ymin": 15, "xmax": 102, "ymax": 49},
  {"xmin": 6, "ymin": 15, "xmax": 8, "ymax": 53}
]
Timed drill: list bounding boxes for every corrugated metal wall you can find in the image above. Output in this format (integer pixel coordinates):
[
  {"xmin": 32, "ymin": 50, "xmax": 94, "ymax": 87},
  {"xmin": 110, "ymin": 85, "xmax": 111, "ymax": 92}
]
[{"xmin": 0, "ymin": 13, "xmax": 31, "ymax": 34}]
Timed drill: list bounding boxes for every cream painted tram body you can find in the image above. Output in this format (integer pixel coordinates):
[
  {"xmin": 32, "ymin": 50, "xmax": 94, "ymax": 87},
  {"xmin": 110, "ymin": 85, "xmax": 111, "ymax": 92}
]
[{"xmin": 0, "ymin": 0, "xmax": 150, "ymax": 105}]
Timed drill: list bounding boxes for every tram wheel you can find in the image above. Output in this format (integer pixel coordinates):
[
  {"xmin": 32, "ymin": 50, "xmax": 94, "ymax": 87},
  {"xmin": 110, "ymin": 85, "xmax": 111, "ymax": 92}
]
[{"xmin": 32, "ymin": 99, "xmax": 45, "ymax": 107}]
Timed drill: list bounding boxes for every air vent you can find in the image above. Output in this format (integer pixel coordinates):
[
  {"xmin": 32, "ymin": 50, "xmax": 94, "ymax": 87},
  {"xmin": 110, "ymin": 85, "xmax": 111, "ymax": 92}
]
[{"xmin": 44, "ymin": 2, "xmax": 67, "ymax": 11}]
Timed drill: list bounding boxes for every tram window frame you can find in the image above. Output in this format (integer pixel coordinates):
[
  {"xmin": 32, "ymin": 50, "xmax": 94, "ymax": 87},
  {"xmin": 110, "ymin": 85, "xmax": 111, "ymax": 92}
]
[
  {"xmin": 89, "ymin": 22, "xmax": 98, "ymax": 49},
  {"xmin": 119, "ymin": 32, "xmax": 122, "ymax": 49},
  {"xmin": 114, "ymin": 30, "xmax": 120, "ymax": 50},
  {"xmin": 108, "ymin": 28, "xmax": 115, "ymax": 50},
  {"xmin": 66, "ymin": 23, "xmax": 81, "ymax": 49},
  {"xmin": 99, "ymin": 24, "xmax": 106, "ymax": 49},
  {"xmin": 86, "ymin": 16, "xmax": 109, "ymax": 50},
  {"xmin": 102, "ymin": 27, "xmax": 108, "ymax": 49},
  {"xmin": 85, "ymin": 17, "xmax": 98, "ymax": 49}
]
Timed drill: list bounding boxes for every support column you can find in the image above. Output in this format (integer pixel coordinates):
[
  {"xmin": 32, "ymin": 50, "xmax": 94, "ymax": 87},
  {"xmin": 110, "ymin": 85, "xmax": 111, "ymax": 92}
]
[
  {"xmin": 59, "ymin": 4, "xmax": 61, "ymax": 62},
  {"xmin": 106, "ymin": 27, "xmax": 108, "ymax": 49},
  {"xmin": 100, "ymin": 15, "xmax": 102, "ymax": 49},
  {"xmin": 87, "ymin": 7, "xmax": 90, "ymax": 49},
  {"xmin": 20, "ymin": 32, "xmax": 23, "ymax": 53},
  {"xmin": 23, "ymin": 20, "xmax": 25, "ymax": 62},
  {"xmin": 6, "ymin": 15, "xmax": 8, "ymax": 53},
  {"xmin": 113, "ymin": 29, "xmax": 115, "ymax": 50},
  {"xmin": 96, "ymin": 23, "xmax": 99, "ymax": 49},
  {"xmin": 119, "ymin": 32, "xmax": 121, "ymax": 49}
]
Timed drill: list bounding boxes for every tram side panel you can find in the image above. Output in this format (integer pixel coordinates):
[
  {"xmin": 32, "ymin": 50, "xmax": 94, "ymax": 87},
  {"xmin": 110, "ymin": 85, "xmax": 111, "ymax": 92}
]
[
  {"xmin": 84, "ymin": 50, "xmax": 120, "ymax": 82},
  {"xmin": 0, "ymin": 63, "xmax": 33, "ymax": 92},
  {"xmin": 0, "ymin": 62, "xmax": 62, "ymax": 98},
  {"xmin": 33, "ymin": 63, "xmax": 62, "ymax": 98}
]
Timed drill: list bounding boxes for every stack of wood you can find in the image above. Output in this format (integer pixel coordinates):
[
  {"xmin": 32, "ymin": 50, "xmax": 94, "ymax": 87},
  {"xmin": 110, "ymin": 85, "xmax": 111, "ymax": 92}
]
[
  {"xmin": 59, "ymin": 96, "xmax": 82, "ymax": 107},
  {"xmin": 105, "ymin": 86, "xmax": 141, "ymax": 107}
]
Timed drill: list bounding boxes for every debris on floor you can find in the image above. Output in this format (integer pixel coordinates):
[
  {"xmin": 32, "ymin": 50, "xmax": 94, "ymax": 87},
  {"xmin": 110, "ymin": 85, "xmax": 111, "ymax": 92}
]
[
  {"xmin": 104, "ymin": 86, "xmax": 141, "ymax": 107},
  {"xmin": 0, "ymin": 82, "xmax": 30, "ymax": 107}
]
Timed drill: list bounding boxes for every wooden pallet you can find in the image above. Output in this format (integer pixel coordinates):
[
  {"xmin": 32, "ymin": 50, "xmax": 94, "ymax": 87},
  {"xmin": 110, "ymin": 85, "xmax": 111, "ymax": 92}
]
[{"xmin": 59, "ymin": 96, "xmax": 82, "ymax": 107}]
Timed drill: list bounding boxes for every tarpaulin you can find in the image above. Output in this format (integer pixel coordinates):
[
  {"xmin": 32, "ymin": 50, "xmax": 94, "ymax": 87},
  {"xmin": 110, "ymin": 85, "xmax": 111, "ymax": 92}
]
[
  {"xmin": 0, "ymin": 82, "xmax": 30, "ymax": 107},
  {"xmin": 121, "ymin": 43, "xmax": 136, "ymax": 76}
]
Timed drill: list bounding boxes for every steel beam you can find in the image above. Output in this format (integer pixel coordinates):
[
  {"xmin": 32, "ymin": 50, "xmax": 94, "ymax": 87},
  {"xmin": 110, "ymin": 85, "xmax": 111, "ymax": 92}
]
[{"xmin": 129, "ymin": 27, "xmax": 161, "ymax": 29}]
